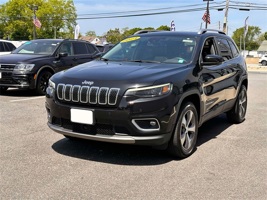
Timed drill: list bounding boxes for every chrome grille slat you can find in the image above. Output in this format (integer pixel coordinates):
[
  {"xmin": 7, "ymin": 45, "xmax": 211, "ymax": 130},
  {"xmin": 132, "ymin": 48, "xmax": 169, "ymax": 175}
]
[
  {"xmin": 64, "ymin": 84, "xmax": 72, "ymax": 101},
  {"xmin": 57, "ymin": 84, "xmax": 120, "ymax": 106},
  {"xmin": 108, "ymin": 88, "xmax": 120, "ymax": 105},
  {"xmin": 80, "ymin": 86, "xmax": 89, "ymax": 103},
  {"xmin": 98, "ymin": 87, "xmax": 109, "ymax": 105},
  {"xmin": 89, "ymin": 87, "xmax": 99, "ymax": 104},
  {"xmin": 72, "ymin": 85, "xmax": 81, "ymax": 102}
]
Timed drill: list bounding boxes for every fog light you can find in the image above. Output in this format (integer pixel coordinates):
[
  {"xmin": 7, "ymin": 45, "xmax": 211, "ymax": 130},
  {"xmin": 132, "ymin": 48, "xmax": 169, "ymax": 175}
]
[
  {"xmin": 132, "ymin": 118, "xmax": 160, "ymax": 132},
  {"xmin": 150, "ymin": 121, "xmax": 156, "ymax": 126}
]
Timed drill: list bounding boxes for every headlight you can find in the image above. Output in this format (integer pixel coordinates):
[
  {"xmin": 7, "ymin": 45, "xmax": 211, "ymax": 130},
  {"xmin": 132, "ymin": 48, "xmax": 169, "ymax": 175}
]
[
  {"xmin": 125, "ymin": 83, "xmax": 172, "ymax": 98},
  {"xmin": 14, "ymin": 64, "xmax": 35, "ymax": 71},
  {"xmin": 46, "ymin": 79, "xmax": 56, "ymax": 96}
]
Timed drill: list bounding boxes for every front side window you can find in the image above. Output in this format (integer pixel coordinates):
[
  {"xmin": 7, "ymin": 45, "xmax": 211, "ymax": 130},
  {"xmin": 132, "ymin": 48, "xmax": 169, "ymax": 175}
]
[
  {"xmin": 102, "ymin": 35, "xmax": 197, "ymax": 64},
  {"xmin": 59, "ymin": 42, "xmax": 73, "ymax": 56}
]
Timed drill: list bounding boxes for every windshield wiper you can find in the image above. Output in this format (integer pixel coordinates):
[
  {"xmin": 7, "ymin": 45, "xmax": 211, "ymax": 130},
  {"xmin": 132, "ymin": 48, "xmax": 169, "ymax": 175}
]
[
  {"xmin": 100, "ymin": 57, "xmax": 109, "ymax": 61},
  {"xmin": 131, "ymin": 60, "xmax": 161, "ymax": 63}
]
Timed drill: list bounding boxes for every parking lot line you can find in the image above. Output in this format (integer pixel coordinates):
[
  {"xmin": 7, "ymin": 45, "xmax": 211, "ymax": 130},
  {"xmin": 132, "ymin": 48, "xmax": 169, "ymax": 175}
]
[{"xmin": 10, "ymin": 96, "xmax": 44, "ymax": 102}]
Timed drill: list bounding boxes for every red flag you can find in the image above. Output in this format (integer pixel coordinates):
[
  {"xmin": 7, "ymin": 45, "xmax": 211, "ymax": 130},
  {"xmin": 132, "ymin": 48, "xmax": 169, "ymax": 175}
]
[
  {"xmin": 202, "ymin": 11, "xmax": 210, "ymax": 24},
  {"xmin": 33, "ymin": 16, "xmax": 41, "ymax": 28}
]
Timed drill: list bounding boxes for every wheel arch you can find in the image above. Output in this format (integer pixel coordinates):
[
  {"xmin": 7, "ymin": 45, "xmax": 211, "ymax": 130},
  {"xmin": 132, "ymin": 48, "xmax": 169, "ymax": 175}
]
[
  {"xmin": 174, "ymin": 90, "xmax": 201, "ymax": 128},
  {"xmin": 34, "ymin": 65, "xmax": 55, "ymax": 88}
]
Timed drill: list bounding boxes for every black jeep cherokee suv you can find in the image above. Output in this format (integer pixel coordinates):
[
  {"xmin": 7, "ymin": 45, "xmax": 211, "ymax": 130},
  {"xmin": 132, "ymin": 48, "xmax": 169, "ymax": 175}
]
[
  {"xmin": 0, "ymin": 39, "xmax": 101, "ymax": 94},
  {"xmin": 46, "ymin": 29, "xmax": 248, "ymax": 158}
]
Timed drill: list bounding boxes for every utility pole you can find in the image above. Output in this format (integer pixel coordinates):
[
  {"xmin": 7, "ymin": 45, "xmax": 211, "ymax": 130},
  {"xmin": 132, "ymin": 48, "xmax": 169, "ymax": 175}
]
[{"xmin": 223, "ymin": 0, "xmax": 229, "ymax": 34}]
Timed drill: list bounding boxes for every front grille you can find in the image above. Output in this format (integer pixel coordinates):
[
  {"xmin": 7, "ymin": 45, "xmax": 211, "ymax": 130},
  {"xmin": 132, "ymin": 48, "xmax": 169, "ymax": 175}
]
[
  {"xmin": 0, "ymin": 64, "xmax": 16, "ymax": 71},
  {"xmin": 57, "ymin": 84, "xmax": 120, "ymax": 106}
]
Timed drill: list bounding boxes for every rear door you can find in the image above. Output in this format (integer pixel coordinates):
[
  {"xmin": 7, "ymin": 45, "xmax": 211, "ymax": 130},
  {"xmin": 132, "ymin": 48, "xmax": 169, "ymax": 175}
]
[
  {"xmin": 72, "ymin": 42, "xmax": 100, "ymax": 65},
  {"xmin": 199, "ymin": 36, "xmax": 240, "ymax": 121}
]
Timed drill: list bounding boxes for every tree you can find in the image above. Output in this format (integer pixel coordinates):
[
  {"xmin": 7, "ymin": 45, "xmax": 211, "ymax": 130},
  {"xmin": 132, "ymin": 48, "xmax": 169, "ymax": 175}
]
[
  {"xmin": 232, "ymin": 26, "xmax": 261, "ymax": 51},
  {"xmin": 85, "ymin": 30, "xmax": 96, "ymax": 37},
  {"xmin": 0, "ymin": 0, "xmax": 76, "ymax": 40},
  {"xmin": 157, "ymin": 25, "xmax": 170, "ymax": 31},
  {"xmin": 105, "ymin": 28, "xmax": 122, "ymax": 44},
  {"xmin": 121, "ymin": 27, "xmax": 142, "ymax": 39}
]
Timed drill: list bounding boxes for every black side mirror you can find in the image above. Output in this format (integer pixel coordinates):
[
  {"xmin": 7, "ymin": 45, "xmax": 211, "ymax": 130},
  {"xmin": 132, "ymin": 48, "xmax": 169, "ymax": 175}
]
[
  {"xmin": 202, "ymin": 54, "xmax": 224, "ymax": 66},
  {"xmin": 59, "ymin": 52, "xmax": 68, "ymax": 57}
]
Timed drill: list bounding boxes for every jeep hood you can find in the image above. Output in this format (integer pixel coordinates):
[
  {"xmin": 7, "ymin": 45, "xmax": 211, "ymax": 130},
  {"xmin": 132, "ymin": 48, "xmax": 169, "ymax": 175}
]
[{"xmin": 53, "ymin": 60, "xmax": 188, "ymax": 86}]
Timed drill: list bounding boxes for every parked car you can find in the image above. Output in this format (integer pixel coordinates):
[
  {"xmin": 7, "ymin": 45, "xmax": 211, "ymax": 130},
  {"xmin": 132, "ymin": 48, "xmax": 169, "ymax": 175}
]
[
  {"xmin": 0, "ymin": 39, "xmax": 101, "ymax": 94},
  {"xmin": 46, "ymin": 29, "xmax": 248, "ymax": 158},
  {"xmin": 259, "ymin": 54, "xmax": 267, "ymax": 66},
  {"xmin": 96, "ymin": 43, "xmax": 114, "ymax": 53},
  {"xmin": 0, "ymin": 39, "xmax": 17, "ymax": 55}
]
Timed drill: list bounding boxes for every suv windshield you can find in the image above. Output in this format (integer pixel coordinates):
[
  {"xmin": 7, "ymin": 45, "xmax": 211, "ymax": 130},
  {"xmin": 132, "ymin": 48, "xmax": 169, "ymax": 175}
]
[
  {"xmin": 102, "ymin": 35, "xmax": 196, "ymax": 64},
  {"xmin": 13, "ymin": 40, "xmax": 60, "ymax": 55}
]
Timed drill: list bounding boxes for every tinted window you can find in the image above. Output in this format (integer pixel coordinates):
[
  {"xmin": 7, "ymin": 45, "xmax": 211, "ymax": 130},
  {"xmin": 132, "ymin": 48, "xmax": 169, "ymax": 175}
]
[
  {"xmin": 216, "ymin": 38, "xmax": 232, "ymax": 60},
  {"xmin": 6, "ymin": 42, "xmax": 16, "ymax": 51},
  {"xmin": 87, "ymin": 44, "xmax": 97, "ymax": 54},
  {"xmin": 228, "ymin": 40, "xmax": 239, "ymax": 58},
  {"xmin": 59, "ymin": 42, "xmax": 73, "ymax": 55},
  {"xmin": 0, "ymin": 42, "xmax": 5, "ymax": 51},
  {"xmin": 73, "ymin": 43, "xmax": 88, "ymax": 55}
]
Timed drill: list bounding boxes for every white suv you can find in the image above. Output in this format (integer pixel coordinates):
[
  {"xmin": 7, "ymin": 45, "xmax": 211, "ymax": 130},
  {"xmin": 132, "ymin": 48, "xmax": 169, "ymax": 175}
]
[
  {"xmin": 259, "ymin": 54, "xmax": 267, "ymax": 66},
  {"xmin": 0, "ymin": 40, "xmax": 17, "ymax": 55}
]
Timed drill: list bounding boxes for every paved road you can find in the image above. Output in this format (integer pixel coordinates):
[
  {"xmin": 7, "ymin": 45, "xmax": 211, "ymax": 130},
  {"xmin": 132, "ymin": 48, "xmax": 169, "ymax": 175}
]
[{"xmin": 0, "ymin": 71, "xmax": 266, "ymax": 200}]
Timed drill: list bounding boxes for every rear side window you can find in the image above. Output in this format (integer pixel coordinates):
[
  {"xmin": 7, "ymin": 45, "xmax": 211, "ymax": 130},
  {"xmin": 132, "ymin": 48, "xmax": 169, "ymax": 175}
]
[
  {"xmin": 87, "ymin": 44, "xmax": 97, "ymax": 54},
  {"xmin": 73, "ymin": 42, "xmax": 88, "ymax": 55},
  {"xmin": 6, "ymin": 42, "xmax": 16, "ymax": 51},
  {"xmin": 228, "ymin": 40, "xmax": 239, "ymax": 58},
  {"xmin": 0, "ymin": 42, "xmax": 16, "ymax": 52},
  {"xmin": 216, "ymin": 38, "xmax": 232, "ymax": 60},
  {"xmin": 0, "ymin": 42, "xmax": 4, "ymax": 51}
]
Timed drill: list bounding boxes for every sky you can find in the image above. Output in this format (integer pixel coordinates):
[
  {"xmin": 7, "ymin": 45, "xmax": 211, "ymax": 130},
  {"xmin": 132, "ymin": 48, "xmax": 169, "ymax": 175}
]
[{"xmin": 1, "ymin": 0, "xmax": 267, "ymax": 37}]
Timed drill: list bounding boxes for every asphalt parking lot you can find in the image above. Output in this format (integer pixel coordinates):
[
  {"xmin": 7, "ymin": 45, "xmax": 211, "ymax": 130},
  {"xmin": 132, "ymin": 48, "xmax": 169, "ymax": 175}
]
[{"xmin": 0, "ymin": 71, "xmax": 266, "ymax": 200}]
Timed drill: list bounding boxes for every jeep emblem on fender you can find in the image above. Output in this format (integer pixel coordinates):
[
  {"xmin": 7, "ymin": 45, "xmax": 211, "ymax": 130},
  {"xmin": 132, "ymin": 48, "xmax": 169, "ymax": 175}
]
[{"xmin": 82, "ymin": 80, "xmax": 94, "ymax": 85}]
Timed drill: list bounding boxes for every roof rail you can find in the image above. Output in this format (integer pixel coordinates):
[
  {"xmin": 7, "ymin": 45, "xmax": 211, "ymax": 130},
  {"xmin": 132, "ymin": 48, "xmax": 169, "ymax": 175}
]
[
  {"xmin": 198, "ymin": 29, "xmax": 226, "ymax": 35},
  {"xmin": 133, "ymin": 30, "xmax": 164, "ymax": 35}
]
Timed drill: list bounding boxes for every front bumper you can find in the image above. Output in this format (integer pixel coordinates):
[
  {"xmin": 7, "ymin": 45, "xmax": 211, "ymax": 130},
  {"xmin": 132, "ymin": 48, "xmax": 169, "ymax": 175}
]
[
  {"xmin": 48, "ymin": 122, "xmax": 172, "ymax": 145},
  {"xmin": 45, "ymin": 94, "xmax": 177, "ymax": 146},
  {"xmin": 0, "ymin": 71, "xmax": 35, "ymax": 89}
]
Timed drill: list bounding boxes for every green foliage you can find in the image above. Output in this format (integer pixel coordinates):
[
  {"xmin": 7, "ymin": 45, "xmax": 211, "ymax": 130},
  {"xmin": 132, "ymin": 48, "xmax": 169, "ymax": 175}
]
[
  {"xmin": 121, "ymin": 27, "xmax": 142, "ymax": 39},
  {"xmin": 264, "ymin": 32, "xmax": 267, "ymax": 40},
  {"xmin": 106, "ymin": 28, "xmax": 123, "ymax": 44},
  {"xmin": 85, "ymin": 31, "xmax": 96, "ymax": 37},
  {"xmin": 232, "ymin": 26, "xmax": 261, "ymax": 51},
  {"xmin": 0, "ymin": 0, "xmax": 76, "ymax": 40},
  {"xmin": 157, "ymin": 25, "xmax": 170, "ymax": 31},
  {"xmin": 106, "ymin": 26, "xmax": 170, "ymax": 44}
]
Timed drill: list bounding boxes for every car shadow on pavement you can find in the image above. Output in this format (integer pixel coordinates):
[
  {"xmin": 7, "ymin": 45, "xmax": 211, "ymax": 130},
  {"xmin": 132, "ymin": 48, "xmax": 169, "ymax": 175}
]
[
  {"xmin": 52, "ymin": 114, "xmax": 232, "ymax": 165},
  {"xmin": 0, "ymin": 88, "xmax": 38, "ymax": 97}
]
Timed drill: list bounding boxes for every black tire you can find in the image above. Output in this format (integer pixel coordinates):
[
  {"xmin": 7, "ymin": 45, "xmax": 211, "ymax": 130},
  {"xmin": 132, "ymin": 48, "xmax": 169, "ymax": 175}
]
[
  {"xmin": 0, "ymin": 86, "xmax": 8, "ymax": 94},
  {"xmin": 36, "ymin": 71, "xmax": 52, "ymax": 95},
  {"xmin": 227, "ymin": 85, "xmax": 247, "ymax": 123},
  {"xmin": 262, "ymin": 60, "xmax": 267, "ymax": 66},
  {"xmin": 168, "ymin": 102, "xmax": 198, "ymax": 158}
]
